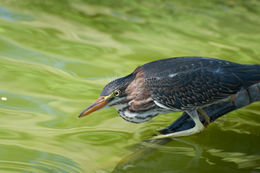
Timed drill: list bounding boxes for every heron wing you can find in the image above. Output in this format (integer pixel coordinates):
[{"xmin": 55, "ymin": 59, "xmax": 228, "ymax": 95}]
[{"xmin": 145, "ymin": 67, "xmax": 242, "ymax": 110}]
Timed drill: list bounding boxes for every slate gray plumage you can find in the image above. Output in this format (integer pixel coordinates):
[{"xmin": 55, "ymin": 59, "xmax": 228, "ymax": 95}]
[{"xmin": 79, "ymin": 57, "xmax": 260, "ymax": 138}]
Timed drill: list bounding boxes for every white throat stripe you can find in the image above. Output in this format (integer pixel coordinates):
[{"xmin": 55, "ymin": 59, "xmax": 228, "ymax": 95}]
[{"xmin": 154, "ymin": 100, "xmax": 171, "ymax": 109}]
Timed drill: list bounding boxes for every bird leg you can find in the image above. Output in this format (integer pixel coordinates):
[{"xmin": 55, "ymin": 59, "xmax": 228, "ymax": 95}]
[
  {"xmin": 197, "ymin": 108, "xmax": 210, "ymax": 126},
  {"xmin": 229, "ymin": 93, "xmax": 238, "ymax": 102},
  {"xmin": 152, "ymin": 83, "xmax": 260, "ymax": 140},
  {"xmin": 152, "ymin": 109, "xmax": 205, "ymax": 139}
]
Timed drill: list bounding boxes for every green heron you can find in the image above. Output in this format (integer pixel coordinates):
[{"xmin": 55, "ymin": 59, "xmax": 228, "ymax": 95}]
[{"xmin": 79, "ymin": 57, "xmax": 260, "ymax": 138}]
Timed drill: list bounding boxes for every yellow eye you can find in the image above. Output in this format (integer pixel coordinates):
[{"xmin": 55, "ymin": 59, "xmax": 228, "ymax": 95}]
[{"xmin": 113, "ymin": 90, "xmax": 121, "ymax": 97}]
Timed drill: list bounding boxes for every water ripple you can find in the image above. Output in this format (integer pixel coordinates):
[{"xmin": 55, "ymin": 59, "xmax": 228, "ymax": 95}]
[
  {"xmin": 57, "ymin": 129, "xmax": 133, "ymax": 146},
  {"xmin": 0, "ymin": 7, "xmax": 33, "ymax": 21},
  {"xmin": 0, "ymin": 144, "xmax": 81, "ymax": 173}
]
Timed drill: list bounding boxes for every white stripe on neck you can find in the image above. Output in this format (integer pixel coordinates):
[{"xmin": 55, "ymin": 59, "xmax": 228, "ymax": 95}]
[{"xmin": 154, "ymin": 100, "xmax": 171, "ymax": 109}]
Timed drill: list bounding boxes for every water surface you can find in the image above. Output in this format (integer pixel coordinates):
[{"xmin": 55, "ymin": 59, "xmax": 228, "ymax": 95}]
[{"xmin": 0, "ymin": 0, "xmax": 260, "ymax": 172}]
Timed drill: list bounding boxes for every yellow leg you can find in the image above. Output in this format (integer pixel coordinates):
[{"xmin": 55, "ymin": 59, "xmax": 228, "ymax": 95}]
[
  {"xmin": 152, "ymin": 110, "xmax": 205, "ymax": 139},
  {"xmin": 229, "ymin": 94, "xmax": 238, "ymax": 102},
  {"xmin": 197, "ymin": 108, "xmax": 210, "ymax": 126}
]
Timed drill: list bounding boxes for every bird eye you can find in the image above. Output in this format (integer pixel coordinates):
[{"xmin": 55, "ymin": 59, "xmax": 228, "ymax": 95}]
[{"xmin": 113, "ymin": 90, "xmax": 121, "ymax": 97}]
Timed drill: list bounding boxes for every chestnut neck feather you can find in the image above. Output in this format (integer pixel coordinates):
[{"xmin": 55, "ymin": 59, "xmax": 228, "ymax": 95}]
[{"xmin": 113, "ymin": 67, "xmax": 165, "ymax": 123}]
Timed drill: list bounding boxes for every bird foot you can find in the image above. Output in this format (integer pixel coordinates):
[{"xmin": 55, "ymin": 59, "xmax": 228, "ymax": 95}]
[
  {"xmin": 152, "ymin": 124, "xmax": 205, "ymax": 140},
  {"xmin": 152, "ymin": 109, "xmax": 207, "ymax": 140}
]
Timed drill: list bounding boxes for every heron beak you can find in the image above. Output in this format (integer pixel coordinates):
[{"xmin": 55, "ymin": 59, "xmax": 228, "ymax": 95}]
[{"xmin": 78, "ymin": 96, "xmax": 109, "ymax": 118}]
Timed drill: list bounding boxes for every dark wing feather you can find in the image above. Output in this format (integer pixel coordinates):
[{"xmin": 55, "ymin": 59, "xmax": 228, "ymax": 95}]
[
  {"xmin": 145, "ymin": 67, "xmax": 243, "ymax": 110},
  {"xmin": 141, "ymin": 57, "xmax": 236, "ymax": 78}
]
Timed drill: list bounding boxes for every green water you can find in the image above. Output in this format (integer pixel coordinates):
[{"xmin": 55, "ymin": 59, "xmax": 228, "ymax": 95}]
[{"xmin": 0, "ymin": 0, "xmax": 260, "ymax": 172}]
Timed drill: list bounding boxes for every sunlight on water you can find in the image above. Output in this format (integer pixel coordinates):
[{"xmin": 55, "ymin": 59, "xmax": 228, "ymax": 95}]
[{"xmin": 0, "ymin": 0, "xmax": 260, "ymax": 172}]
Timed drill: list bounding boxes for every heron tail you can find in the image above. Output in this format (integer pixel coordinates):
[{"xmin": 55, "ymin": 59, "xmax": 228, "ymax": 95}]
[{"xmin": 231, "ymin": 64, "xmax": 260, "ymax": 88}]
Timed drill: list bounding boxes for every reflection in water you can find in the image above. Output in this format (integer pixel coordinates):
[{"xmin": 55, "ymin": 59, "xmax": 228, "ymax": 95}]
[
  {"xmin": 1, "ymin": 96, "xmax": 7, "ymax": 101},
  {"xmin": 113, "ymin": 129, "xmax": 260, "ymax": 173},
  {"xmin": 57, "ymin": 129, "xmax": 133, "ymax": 146},
  {"xmin": 0, "ymin": 144, "xmax": 80, "ymax": 173},
  {"xmin": 113, "ymin": 138, "xmax": 204, "ymax": 173},
  {"xmin": 0, "ymin": 6, "xmax": 32, "ymax": 21}
]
